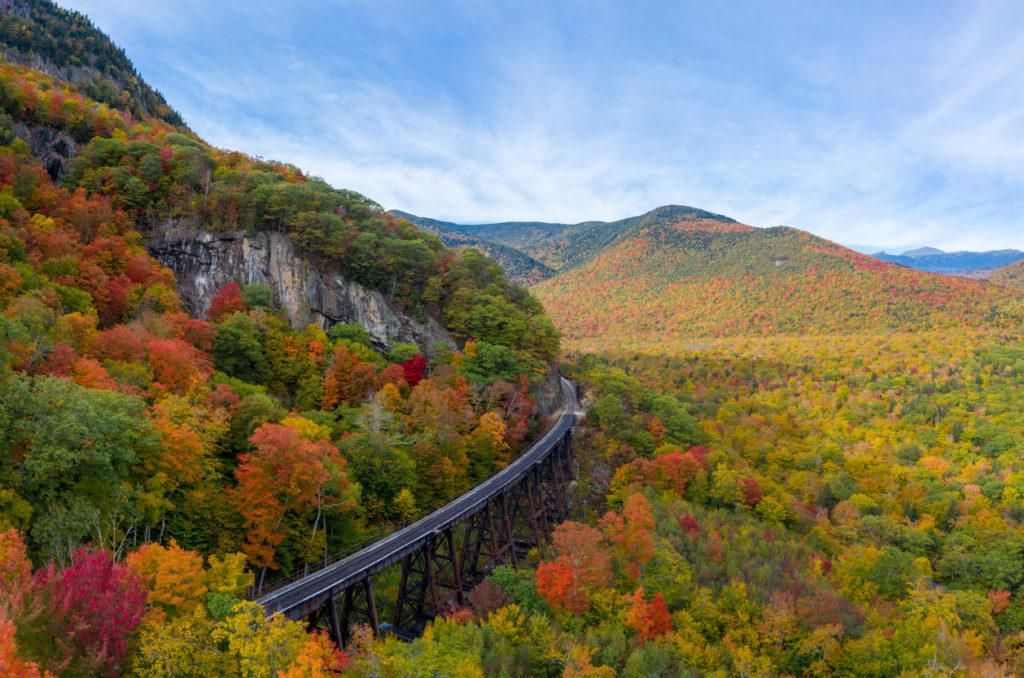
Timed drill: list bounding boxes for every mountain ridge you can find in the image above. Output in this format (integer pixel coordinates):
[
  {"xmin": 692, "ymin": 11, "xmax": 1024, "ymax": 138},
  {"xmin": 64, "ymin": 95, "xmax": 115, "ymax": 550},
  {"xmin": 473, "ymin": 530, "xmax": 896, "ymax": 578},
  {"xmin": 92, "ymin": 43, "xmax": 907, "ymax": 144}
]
[
  {"xmin": 527, "ymin": 209, "xmax": 1022, "ymax": 344},
  {"xmin": 388, "ymin": 210, "xmax": 555, "ymax": 285},
  {"xmin": 871, "ymin": 247, "xmax": 1024, "ymax": 275},
  {"xmin": 399, "ymin": 204, "xmax": 745, "ymax": 272},
  {"xmin": 899, "ymin": 246, "xmax": 945, "ymax": 258},
  {"xmin": 0, "ymin": 0, "xmax": 184, "ymax": 127}
]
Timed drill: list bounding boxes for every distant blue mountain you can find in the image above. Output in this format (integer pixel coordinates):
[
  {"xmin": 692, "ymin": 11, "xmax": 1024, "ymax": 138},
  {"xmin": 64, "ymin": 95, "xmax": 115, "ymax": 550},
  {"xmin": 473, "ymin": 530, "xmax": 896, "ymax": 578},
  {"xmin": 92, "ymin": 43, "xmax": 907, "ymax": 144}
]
[
  {"xmin": 871, "ymin": 248, "xmax": 1024, "ymax": 275},
  {"xmin": 388, "ymin": 211, "xmax": 556, "ymax": 285}
]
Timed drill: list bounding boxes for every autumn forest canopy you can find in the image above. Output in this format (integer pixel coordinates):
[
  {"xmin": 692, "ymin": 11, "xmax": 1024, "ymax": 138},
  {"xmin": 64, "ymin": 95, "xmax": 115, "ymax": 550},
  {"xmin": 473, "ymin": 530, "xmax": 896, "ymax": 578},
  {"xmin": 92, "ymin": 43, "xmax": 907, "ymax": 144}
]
[{"xmin": 4, "ymin": 1, "xmax": 1024, "ymax": 677}]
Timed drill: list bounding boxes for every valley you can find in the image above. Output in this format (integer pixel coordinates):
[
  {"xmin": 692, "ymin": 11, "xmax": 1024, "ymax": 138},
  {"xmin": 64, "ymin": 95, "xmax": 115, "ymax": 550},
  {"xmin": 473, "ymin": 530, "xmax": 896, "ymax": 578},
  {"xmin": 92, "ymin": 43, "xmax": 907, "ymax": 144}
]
[
  {"xmin": 393, "ymin": 199, "xmax": 1024, "ymax": 674},
  {"xmin": 2, "ymin": 2, "xmax": 1024, "ymax": 677}
]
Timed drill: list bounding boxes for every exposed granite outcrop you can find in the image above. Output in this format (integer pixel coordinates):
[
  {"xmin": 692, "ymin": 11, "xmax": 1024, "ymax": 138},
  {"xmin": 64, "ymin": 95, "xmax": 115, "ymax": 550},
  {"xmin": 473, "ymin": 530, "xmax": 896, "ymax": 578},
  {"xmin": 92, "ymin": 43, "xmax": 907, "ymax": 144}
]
[
  {"xmin": 147, "ymin": 226, "xmax": 455, "ymax": 354},
  {"xmin": 12, "ymin": 122, "xmax": 78, "ymax": 179},
  {"xmin": 532, "ymin": 366, "xmax": 565, "ymax": 417}
]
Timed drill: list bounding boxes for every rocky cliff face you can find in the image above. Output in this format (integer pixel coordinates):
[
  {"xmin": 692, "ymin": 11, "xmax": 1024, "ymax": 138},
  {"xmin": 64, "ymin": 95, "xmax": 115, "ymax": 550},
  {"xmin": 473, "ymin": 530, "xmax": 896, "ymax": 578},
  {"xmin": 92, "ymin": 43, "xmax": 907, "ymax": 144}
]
[
  {"xmin": 147, "ymin": 226, "xmax": 455, "ymax": 354},
  {"xmin": 12, "ymin": 122, "xmax": 78, "ymax": 180}
]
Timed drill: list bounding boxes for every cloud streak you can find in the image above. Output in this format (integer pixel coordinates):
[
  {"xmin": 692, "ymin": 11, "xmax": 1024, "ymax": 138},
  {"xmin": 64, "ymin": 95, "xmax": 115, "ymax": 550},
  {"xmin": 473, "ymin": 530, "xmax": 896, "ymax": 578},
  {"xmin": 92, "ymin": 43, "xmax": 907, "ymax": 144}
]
[{"xmin": 62, "ymin": 0, "xmax": 1024, "ymax": 251}]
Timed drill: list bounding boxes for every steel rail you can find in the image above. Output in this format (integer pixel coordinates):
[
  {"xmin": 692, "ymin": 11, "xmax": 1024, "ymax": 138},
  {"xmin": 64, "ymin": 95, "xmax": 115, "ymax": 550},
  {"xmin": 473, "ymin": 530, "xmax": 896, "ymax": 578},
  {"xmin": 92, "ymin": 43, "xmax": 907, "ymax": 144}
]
[{"xmin": 257, "ymin": 377, "xmax": 576, "ymax": 619}]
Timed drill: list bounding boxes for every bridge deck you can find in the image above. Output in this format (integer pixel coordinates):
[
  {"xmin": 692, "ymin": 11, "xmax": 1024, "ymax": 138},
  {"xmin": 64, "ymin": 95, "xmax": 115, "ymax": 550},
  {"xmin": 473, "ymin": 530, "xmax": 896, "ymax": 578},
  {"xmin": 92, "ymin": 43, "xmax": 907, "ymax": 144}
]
[{"xmin": 257, "ymin": 377, "xmax": 576, "ymax": 619}]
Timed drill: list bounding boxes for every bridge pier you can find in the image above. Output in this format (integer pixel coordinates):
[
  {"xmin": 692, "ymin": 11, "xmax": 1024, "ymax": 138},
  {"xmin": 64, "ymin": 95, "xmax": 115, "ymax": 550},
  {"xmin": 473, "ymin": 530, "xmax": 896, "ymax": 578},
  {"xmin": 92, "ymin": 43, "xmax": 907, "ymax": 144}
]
[
  {"xmin": 339, "ymin": 577, "xmax": 380, "ymax": 646},
  {"xmin": 305, "ymin": 577, "xmax": 381, "ymax": 648},
  {"xmin": 460, "ymin": 503, "xmax": 508, "ymax": 581},
  {"xmin": 390, "ymin": 436, "xmax": 578, "ymax": 634},
  {"xmin": 393, "ymin": 527, "xmax": 463, "ymax": 632},
  {"xmin": 502, "ymin": 489, "xmax": 520, "ymax": 568},
  {"xmin": 525, "ymin": 467, "xmax": 549, "ymax": 546}
]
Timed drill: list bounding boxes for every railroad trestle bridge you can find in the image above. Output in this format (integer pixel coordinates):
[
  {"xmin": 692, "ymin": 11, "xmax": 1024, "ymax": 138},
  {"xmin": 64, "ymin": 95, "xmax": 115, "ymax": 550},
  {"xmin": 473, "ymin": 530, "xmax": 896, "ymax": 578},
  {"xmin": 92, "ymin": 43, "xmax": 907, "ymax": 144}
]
[{"xmin": 254, "ymin": 377, "xmax": 578, "ymax": 647}]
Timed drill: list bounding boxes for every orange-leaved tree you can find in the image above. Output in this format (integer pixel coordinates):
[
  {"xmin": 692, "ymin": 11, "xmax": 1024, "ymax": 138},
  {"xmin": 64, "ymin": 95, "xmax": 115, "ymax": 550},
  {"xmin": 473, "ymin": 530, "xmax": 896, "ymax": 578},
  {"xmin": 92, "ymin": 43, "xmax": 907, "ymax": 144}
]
[
  {"xmin": 536, "ymin": 521, "xmax": 611, "ymax": 615},
  {"xmin": 232, "ymin": 423, "xmax": 351, "ymax": 576},
  {"xmin": 600, "ymin": 492, "xmax": 655, "ymax": 580},
  {"xmin": 624, "ymin": 586, "xmax": 672, "ymax": 641},
  {"xmin": 126, "ymin": 539, "xmax": 208, "ymax": 623},
  {"xmin": 322, "ymin": 345, "xmax": 376, "ymax": 409},
  {"xmin": 276, "ymin": 630, "xmax": 350, "ymax": 677}
]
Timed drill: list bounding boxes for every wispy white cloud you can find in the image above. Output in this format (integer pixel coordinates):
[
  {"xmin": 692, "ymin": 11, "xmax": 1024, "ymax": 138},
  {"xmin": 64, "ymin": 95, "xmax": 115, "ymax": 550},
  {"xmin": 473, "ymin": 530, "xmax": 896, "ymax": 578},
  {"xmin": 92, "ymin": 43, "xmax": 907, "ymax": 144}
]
[{"xmin": 59, "ymin": 0, "xmax": 1024, "ymax": 251}]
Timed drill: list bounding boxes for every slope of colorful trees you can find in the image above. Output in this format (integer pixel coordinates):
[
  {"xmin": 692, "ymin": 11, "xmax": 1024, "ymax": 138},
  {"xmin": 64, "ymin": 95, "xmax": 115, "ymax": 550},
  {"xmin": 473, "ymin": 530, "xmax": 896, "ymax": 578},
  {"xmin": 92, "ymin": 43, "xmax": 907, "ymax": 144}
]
[
  {"xmin": 989, "ymin": 258, "xmax": 1024, "ymax": 290},
  {"xmin": 532, "ymin": 215, "xmax": 1024, "ymax": 346},
  {"xmin": 0, "ymin": 8, "xmax": 563, "ymax": 672},
  {"xmin": 322, "ymin": 189, "xmax": 1024, "ymax": 677},
  {"xmin": 0, "ymin": 0, "xmax": 183, "ymax": 127},
  {"xmin": 0, "ymin": 50, "xmax": 558, "ymax": 368},
  {"xmin": 0, "ymin": 135, "xmax": 559, "ymax": 673}
]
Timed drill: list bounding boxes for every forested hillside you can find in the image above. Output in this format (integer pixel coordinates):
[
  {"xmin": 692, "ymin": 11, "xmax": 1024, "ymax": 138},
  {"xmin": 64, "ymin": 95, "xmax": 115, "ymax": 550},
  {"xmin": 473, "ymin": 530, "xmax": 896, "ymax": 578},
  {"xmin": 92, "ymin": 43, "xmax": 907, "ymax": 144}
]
[
  {"xmin": 348, "ymin": 195, "xmax": 1024, "ymax": 674},
  {"xmin": 989, "ymin": 258, "xmax": 1024, "ymax": 289},
  {"xmin": 0, "ymin": 2, "xmax": 561, "ymax": 674},
  {"xmin": 0, "ymin": 0, "xmax": 182, "ymax": 126},
  {"xmin": 390, "ymin": 210, "xmax": 556, "ymax": 286},
  {"xmin": 532, "ymin": 213, "xmax": 1023, "ymax": 347},
  {"xmin": 339, "ymin": 237, "xmax": 1024, "ymax": 675},
  {"xmin": 398, "ymin": 204, "xmax": 741, "ymax": 273}
]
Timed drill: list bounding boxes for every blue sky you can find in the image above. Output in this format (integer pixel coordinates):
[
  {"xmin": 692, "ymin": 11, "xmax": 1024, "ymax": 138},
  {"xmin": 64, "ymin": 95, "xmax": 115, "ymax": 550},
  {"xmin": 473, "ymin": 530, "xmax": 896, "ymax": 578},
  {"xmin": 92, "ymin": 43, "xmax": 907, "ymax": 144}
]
[{"xmin": 60, "ymin": 0, "xmax": 1024, "ymax": 251}]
